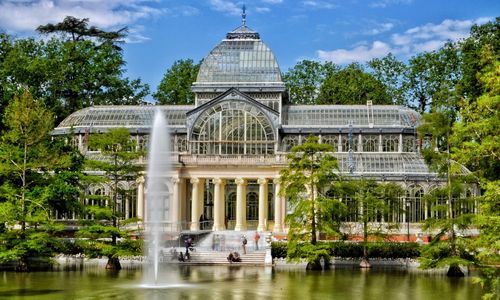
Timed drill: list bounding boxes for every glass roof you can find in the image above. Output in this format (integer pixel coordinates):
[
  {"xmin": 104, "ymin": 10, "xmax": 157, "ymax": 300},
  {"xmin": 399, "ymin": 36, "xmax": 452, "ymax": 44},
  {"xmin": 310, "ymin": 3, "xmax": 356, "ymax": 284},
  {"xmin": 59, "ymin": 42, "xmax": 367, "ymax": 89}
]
[
  {"xmin": 335, "ymin": 153, "xmax": 433, "ymax": 176},
  {"xmin": 195, "ymin": 26, "xmax": 282, "ymax": 83},
  {"xmin": 282, "ymin": 105, "xmax": 420, "ymax": 127},
  {"xmin": 54, "ymin": 105, "xmax": 192, "ymax": 134}
]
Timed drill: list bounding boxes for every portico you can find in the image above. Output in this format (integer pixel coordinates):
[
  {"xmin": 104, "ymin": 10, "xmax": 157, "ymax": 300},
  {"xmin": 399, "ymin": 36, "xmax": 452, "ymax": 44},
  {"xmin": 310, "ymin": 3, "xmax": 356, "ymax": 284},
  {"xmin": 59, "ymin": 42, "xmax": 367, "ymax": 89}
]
[{"xmin": 169, "ymin": 174, "xmax": 285, "ymax": 232}]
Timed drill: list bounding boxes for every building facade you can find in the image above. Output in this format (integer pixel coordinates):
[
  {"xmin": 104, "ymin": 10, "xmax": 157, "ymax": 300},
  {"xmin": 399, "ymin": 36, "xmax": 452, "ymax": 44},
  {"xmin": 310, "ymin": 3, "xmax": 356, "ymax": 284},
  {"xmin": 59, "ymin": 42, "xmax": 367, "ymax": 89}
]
[{"xmin": 52, "ymin": 20, "xmax": 475, "ymax": 233}]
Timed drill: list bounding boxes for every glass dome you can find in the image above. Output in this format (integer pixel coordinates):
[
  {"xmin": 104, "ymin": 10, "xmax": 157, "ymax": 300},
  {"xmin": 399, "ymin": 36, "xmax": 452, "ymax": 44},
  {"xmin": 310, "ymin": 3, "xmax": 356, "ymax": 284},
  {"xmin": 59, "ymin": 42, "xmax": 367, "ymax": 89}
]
[{"xmin": 195, "ymin": 25, "xmax": 282, "ymax": 83}]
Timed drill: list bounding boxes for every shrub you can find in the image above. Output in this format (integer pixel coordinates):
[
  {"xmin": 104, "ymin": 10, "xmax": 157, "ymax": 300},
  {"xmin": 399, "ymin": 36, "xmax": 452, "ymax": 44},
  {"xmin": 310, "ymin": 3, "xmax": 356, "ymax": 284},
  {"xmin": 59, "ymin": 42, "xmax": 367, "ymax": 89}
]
[
  {"xmin": 271, "ymin": 242, "xmax": 287, "ymax": 258},
  {"xmin": 271, "ymin": 241, "xmax": 421, "ymax": 259}
]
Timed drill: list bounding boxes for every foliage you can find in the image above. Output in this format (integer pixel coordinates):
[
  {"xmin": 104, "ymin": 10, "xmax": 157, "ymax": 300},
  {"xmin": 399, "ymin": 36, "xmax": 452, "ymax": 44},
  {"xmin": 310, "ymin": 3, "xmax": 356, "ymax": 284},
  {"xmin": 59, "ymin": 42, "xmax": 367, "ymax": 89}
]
[
  {"xmin": 318, "ymin": 63, "xmax": 391, "ymax": 105},
  {"xmin": 0, "ymin": 90, "xmax": 73, "ymax": 270},
  {"xmin": 153, "ymin": 59, "xmax": 200, "ymax": 105},
  {"xmin": 280, "ymin": 135, "xmax": 343, "ymax": 269},
  {"xmin": 272, "ymin": 241, "xmax": 421, "ymax": 259},
  {"xmin": 282, "ymin": 60, "xmax": 337, "ymax": 104},
  {"xmin": 280, "ymin": 135, "xmax": 343, "ymax": 245},
  {"xmin": 417, "ymin": 72, "xmax": 478, "ymax": 276},
  {"xmin": 457, "ymin": 17, "xmax": 500, "ymax": 102},
  {"xmin": 337, "ymin": 179, "xmax": 404, "ymax": 261},
  {"xmin": 0, "ymin": 18, "xmax": 149, "ymax": 128},
  {"xmin": 368, "ymin": 53, "xmax": 408, "ymax": 105},
  {"xmin": 37, "ymin": 16, "xmax": 127, "ymax": 44},
  {"xmin": 406, "ymin": 43, "xmax": 461, "ymax": 113},
  {"xmin": 78, "ymin": 128, "xmax": 143, "ymax": 269},
  {"xmin": 451, "ymin": 46, "xmax": 500, "ymax": 182}
]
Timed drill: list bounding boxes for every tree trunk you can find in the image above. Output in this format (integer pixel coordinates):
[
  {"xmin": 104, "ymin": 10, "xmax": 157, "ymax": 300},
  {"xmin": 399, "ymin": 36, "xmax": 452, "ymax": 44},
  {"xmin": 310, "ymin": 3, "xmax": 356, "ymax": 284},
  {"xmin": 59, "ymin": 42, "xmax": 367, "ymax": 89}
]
[
  {"xmin": 360, "ymin": 257, "xmax": 371, "ymax": 268},
  {"xmin": 105, "ymin": 257, "xmax": 122, "ymax": 270}
]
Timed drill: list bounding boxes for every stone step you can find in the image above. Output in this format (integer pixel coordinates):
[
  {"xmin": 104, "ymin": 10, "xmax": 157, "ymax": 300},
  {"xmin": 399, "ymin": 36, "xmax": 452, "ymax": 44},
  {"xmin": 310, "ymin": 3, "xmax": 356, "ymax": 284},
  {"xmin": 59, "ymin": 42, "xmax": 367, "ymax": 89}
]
[{"xmin": 186, "ymin": 250, "xmax": 266, "ymax": 265}]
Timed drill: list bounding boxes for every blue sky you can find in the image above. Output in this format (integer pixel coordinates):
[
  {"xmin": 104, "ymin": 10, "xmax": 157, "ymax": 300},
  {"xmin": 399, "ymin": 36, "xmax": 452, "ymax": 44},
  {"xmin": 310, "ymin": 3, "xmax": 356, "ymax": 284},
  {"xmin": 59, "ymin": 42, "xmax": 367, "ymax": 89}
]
[{"xmin": 0, "ymin": 0, "xmax": 498, "ymax": 101}]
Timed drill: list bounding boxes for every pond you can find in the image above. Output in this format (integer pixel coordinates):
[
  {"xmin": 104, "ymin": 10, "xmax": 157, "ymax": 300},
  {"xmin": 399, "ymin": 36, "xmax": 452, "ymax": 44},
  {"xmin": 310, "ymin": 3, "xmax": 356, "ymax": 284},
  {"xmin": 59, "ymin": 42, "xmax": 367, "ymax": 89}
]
[{"xmin": 0, "ymin": 265, "xmax": 482, "ymax": 300}]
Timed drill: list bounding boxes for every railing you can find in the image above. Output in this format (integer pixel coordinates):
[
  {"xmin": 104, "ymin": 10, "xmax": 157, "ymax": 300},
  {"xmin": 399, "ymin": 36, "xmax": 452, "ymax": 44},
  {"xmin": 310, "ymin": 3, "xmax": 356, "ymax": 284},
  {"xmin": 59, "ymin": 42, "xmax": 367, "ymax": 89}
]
[{"xmin": 178, "ymin": 154, "xmax": 288, "ymax": 166}]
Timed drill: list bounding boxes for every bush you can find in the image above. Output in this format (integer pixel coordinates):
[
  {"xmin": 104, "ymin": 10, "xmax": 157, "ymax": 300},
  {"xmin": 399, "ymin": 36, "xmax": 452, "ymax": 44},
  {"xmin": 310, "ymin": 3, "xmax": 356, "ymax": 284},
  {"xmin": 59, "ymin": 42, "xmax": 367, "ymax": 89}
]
[
  {"xmin": 271, "ymin": 241, "xmax": 421, "ymax": 259},
  {"xmin": 271, "ymin": 242, "xmax": 287, "ymax": 258}
]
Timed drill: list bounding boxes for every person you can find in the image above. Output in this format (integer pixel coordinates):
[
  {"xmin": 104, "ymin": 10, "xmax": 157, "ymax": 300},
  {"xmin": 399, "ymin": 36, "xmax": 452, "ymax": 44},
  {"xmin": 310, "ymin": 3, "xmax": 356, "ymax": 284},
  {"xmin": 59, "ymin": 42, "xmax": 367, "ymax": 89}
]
[
  {"xmin": 227, "ymin": 251, "xmax": 241, "ymax": 263},
  {"xmin": 241, "ymin": 235, "xmax": 247, "ymax": 254},
  {"xmin": 184, "ymin": 236, "xmax": 193, "ymax": 260},
  {"xmin": 254, "ymin": 231, "xmax": 260, "ymax": 250}
]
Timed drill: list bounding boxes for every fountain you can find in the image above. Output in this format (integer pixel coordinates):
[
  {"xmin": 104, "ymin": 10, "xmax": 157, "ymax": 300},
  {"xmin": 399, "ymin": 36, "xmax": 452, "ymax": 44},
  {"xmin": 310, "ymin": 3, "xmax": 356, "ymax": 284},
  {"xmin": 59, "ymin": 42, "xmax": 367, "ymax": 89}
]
[{"xmin": 144, "ymin": 109, "xmax": 171, "ymax": 285}]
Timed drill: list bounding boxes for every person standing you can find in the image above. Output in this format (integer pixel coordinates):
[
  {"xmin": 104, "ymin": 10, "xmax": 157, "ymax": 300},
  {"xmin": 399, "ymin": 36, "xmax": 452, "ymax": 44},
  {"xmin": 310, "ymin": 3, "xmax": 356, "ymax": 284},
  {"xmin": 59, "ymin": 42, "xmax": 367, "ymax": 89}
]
[
  {"xmin": 254, "ymin": 231, "xmax": 260, "ymax": 250},
  {"xmin": 241, "ymin": 235, "xmax": 247, "ymax": 254}
]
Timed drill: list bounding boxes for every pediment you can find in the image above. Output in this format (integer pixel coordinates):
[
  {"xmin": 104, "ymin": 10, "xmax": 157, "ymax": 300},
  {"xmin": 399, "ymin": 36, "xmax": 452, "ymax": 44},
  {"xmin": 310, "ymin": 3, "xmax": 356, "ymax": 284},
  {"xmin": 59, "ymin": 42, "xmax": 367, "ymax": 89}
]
[{"xmin": 186, "ymin": 88, "xmax": 280, "ymax": 131}]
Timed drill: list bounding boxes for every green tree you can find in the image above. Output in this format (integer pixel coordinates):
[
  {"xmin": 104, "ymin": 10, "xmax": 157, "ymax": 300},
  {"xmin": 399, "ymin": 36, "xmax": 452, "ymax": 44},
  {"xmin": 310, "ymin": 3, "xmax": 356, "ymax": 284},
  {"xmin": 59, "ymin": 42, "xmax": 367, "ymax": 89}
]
[
  {"xmin": 318, "ymin": 63, "xmax": 391, "ymax": 105},
  {"xmin": 280, "ymin": 135, "xmax": 344, "ymax": 270},
  {"xmin": 418, "ymin": 110, "xmax": 477, "ymax": 277},
  {"xmin": 368, "ymin": 53, "xmax": 408, "ymax": 105},
  {"xmin": 0, "ymin": 17, "xmax": 149, "ymax": 128},
  {"xmin": 153, "ymin": 59, "xmax": 200, "ymax": 105},
  {"xmin": 78, "ymin": 128, "xmax": 143, "ymax": 270},
  {"xmin": 452, "ymin": 46, "xmax": 499, "ymax": 297},
  {"xmin": 457, "ymin": 17, "xmax": 500, "ymax": 103},
  {"xmin": 0, "ymin": 90, "xmax": 66, "ymax": 271},
  {"xmin": 282, "ymin": 60, "xmax": 337, "ymax": 104},
  {"xmin": 340, "ymin": 179, "xmax": 403, "ymax": 267},
  {"xmin": 406, "ymin": 43, "xmax": 461, "ymax": 114},
  {"xmin": 37, "ymin": 16, "xmax": 127, "ymax": 45}
]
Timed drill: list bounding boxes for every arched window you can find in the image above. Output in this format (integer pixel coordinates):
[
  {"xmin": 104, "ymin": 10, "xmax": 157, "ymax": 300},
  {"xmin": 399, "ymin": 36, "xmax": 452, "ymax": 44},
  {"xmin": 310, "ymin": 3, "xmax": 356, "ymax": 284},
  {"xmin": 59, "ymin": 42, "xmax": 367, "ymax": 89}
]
[
  {"xmin": 382, "ymin": 135, "xmax": 399, "ymax": 152},
  {"xmin": 403, "ymin": 136, "xmax": 416, "ymax": 152},
  {"xmin": 341, "ymin": 134, "xmax": 359, "ymax": 152},
  {"xmin": 191, "ymin": 101, "xmax": 275, "ymax": 155},
  {"xmin": 282, "ymin": 135, "xmax": 299, "ymax": 151},
  {"xmin": 362, "ymin": 135, "xmax": 378, "ymax": 152},
  {"xmin": 226, "ymin": 192, "xmax": 236, "ymax": 221},
  {"xmin": 322, "ymin": 135, "xmax": 338, "ymax": 152},
  {"xmin": 247, "ymin": 192, "xmax": 258, "ymax": 220}
]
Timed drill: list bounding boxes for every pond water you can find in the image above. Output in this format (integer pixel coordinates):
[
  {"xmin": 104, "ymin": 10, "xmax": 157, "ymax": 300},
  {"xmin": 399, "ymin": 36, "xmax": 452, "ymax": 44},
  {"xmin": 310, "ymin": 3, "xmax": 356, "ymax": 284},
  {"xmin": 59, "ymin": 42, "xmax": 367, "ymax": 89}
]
[{"xmin": 0, "ymin": 265, "xmax": 482, "ymax": 300}]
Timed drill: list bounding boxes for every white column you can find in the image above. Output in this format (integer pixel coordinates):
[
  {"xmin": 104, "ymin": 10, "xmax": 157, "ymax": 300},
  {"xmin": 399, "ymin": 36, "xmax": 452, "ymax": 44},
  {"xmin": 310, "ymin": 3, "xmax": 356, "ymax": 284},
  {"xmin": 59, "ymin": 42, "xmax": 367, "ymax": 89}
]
[
  {"xmin": 125, "ymin": 197, "xmax": 130, "ymax": 219},
  {"xmin": 171, "ymin": 177, "xmax": 180, "ymax": 231},
  {"xmin": 190, "ymin": 178, "xmax": 204, "ymax": 231},
  {"xmin": 273, "ymin": 178, "xmax": 284, "ymax": 232},
  {"xmin": 78, "ymin": 134, "xmax": 83, "ymax": 152},
  {"xmin": 234, "ymin": 178, "xmax": 247, "ymax": 231},
  {"xmin": 179, "ymin": 178, "xmax": 186, "ymax": 227},
  {"xmin": 257, "ymin": 178, "xmax": 268, "ymax": 231},
  {"xmin": 213, "ymin": 178, "xmax": 226, "ymax": 231},
  {"xmin": 136, "ymin": 176, "xmax": 145, "ymax": 220}
]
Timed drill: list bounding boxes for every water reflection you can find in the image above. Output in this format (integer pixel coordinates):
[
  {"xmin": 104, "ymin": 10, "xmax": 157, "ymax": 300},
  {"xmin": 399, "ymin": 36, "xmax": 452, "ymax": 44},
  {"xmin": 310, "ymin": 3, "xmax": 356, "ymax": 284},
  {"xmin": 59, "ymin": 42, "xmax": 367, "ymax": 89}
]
[{"xmin": 0, "ymin": 265, "xmax": 482, "ymax": 300}]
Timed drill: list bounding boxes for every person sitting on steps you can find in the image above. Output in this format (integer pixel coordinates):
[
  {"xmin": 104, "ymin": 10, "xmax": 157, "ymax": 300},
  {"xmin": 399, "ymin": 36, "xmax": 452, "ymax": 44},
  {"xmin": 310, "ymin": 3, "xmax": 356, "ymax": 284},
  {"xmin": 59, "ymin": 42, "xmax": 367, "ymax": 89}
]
[{"xmin": 227, "ymin": 252, "xmax": 241, "ymax": 263}]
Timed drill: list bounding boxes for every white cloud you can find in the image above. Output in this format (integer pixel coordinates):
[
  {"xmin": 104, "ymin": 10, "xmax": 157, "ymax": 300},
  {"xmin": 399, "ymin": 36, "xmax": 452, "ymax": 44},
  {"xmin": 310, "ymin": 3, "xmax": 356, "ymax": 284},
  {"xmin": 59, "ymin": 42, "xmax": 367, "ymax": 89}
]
[
  {"xmin": 0, "ymin": 0, "xmax": 165, "ymax": 33},
  {"xmin": 318, "ymin": 41, "xmax": 392, "ymax": 64},
  {"xmin": 177, "ymin": 6, "xmax": 200, "ymax": 17},
  {"xmin": 317, "ymin": 17, "xmax": 493, "ymax": 64},
  {"xmin": 125, "ymin": 24, "xmax": 150, "ymax": 44},
  {"xmin": 255, "ymin": 7, "xmax": 271, "ymax": 13},
  {"xmin": 208, "ymin": 0, "xmax": 241, "ymax": 16},
  {"xmin": 302, "ymin": 1, "xmax": 337, "ymax": 10},
  {"xmin": 370, "ymin": 0, "xmax": 412, "ymax": 8},
  {"xmin": 261, "ymin": 0, "xmax": 283, "ymax": 4},
  {"xmin": 365, "ymin": 22, "xmax": 394, "ymax": 35}
]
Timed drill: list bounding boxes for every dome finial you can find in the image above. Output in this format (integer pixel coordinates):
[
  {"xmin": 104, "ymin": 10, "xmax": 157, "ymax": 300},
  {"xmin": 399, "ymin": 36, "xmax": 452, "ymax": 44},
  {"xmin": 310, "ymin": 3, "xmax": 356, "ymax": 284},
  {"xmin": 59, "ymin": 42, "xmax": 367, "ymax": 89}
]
[{"xmin": 242, "ymin": 4, "xmax": 246, "ymax": 26}]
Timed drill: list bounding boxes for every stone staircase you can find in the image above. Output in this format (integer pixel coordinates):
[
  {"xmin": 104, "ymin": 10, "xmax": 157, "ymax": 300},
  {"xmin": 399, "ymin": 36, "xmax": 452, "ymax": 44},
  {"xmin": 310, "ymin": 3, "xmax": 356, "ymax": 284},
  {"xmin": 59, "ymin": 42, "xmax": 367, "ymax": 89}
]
[{"xmin": 187, "ymin": 250, "xmax": 266, "ymax": 265}]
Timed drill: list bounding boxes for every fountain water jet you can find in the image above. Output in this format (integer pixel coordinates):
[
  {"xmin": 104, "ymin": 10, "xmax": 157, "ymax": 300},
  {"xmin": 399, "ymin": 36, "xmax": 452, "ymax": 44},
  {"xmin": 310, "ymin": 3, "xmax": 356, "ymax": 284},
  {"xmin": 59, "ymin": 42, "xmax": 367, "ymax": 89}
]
[{"xmin": 144, "ymin": 109, "xmax": 171, "ymax": 285}]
